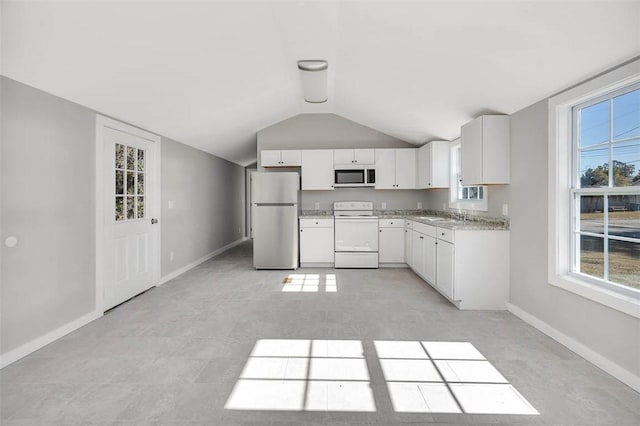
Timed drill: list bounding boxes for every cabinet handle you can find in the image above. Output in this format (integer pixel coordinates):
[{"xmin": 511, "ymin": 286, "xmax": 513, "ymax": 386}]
[
  {"xmin": 441, "ymin": 232, "xmax": 445, "ymax": 236},
  {"xmin": 379, "ymin": 229, "xmax": 382, "ymax": 232},
  {"xmin": 316, "ymin": 222, "xmax": 319, "ymax": 224},
  {"xmin": 300, "ymin": 229, "xmax": 303, "ymax": 232},
  {"xmin": 390, "ymin": 222, "xmax": 394, "ymax": 224},
  {"xmin": 419, "ymin": 236, "xmax": 424, "ymax": 239}
]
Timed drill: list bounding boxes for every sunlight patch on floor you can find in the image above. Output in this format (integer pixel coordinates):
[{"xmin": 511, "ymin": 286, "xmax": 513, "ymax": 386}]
[
  {"xmin": 225, "ymin": 339, "xmax": 375, "ymax": 412},
  {"xmin": 375, "ymin": 340, "xmax": 539, "ymax": 415},
  {"xmin": 281, "ymin": 274, "xmax": 338, "ymax": 293}
]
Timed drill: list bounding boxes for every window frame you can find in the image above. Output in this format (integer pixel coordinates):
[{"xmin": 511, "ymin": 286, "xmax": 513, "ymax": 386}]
[
  {"xmin": 548, "ymin": 59, "xmax": 640, "ymax": 319},
  {"xmin": 449, "ymin": 139, "xmax": 489, "ymax": 212}
]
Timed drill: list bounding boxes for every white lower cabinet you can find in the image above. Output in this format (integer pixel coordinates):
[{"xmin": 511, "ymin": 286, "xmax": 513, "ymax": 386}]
[
  {"xmin": 299, "ymin": 218, "xmax": 334, "ymax": 266},
  {"xmin": 379, "ymin": 219, "xmax": 405, "ymax": 265},
  {"xmin": 406, "ymin": 219, "xmax": 509, "ymax": 310},
  {"xmin": 405, "ymin": 221, "xmax": 413, "ymax": 268},
  {"xmin": 435, "ymin": 239, "xmax": 454, "ymax": 300}
]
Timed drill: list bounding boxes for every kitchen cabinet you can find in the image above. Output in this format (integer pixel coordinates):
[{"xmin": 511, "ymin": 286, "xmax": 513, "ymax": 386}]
[
  {"xmin": 460, "ymin": 115, "xmax": 510, "ymax": 185},
  {"xmin": 378, "ymin": 219, "xmax": 405, "ymax": 265},
  {"xmin": 405, "ymin": 220, "xmax": 413, "ymax": 268},
  {"xmin": 301, "ymin": 150, "xmax": 334, "ymax": 190},
  {"xmin": 406, "ymin": 219, "xmax": 509, "ymax": 310},
  {"xmin": 334, "ymin": 149, "xmax": 375, "ymax": 166},
  {"xmin": 417, "ymin": 141, "xmax": 450, "ymax": 189},
  {"xmin": 374, "ymin": 148, "xmax": 417, "ymax": 189},
  {"xmin": 299, "ymin": 218, "xmax": 334, "ymax": 266},
  {"xmin": 411, "ymin": 221, "xmax": 436, "ymax": 284},
  {"xmin": 261, "ymin": 150, "xmax": 302, "ymax": 167},
  {"xmin": 436, "ymin": 239, "xmax": 454, "ymax": 300}
]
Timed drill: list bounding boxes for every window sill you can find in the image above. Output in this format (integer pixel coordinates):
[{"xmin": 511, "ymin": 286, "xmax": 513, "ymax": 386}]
[{"xmin": 549, "ymin": 273, "xmax": 640, "ymax": 319}]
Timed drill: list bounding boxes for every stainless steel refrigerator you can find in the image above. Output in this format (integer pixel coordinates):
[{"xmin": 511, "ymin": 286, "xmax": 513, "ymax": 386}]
[{"xmin": 252, "ymin": 172, "xmax": 299, "ymax": 269}]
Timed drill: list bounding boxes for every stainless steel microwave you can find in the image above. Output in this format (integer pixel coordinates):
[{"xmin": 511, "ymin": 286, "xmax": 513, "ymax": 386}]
[{"xmin": 334, "ymin": 167, "xmax": 376, "ymax": 187}]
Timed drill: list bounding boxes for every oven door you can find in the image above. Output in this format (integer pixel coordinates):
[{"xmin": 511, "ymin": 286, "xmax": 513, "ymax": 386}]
[{"xmin": 335, "ymin": 217, "xmax": 379, "ymax": 252}]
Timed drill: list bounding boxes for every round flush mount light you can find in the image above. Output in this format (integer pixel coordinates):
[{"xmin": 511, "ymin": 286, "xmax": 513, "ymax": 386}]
[
  {"xmin": 297, "ymin": 60, "xmax": 328, "ymax": 72},
  {"xmin": 297, "ymin": 60, "xmax": 328, "ymax": 103}
]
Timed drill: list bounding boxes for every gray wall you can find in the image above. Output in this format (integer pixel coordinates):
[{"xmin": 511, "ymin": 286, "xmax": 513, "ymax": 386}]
[
  {"xmin": 258, "ymin": 113, "xmax": 429, "ymax": 210},
  {"xmin": 161, "ymin": 138, "xmax": 245, "ymax": 276},
  {"xmin": 1, "ymin": 77, "xmax": 96, "ymax": 353},
  {"xmin": 508, "ymin": 99, "xmax": 640, "ymax": 377},
  {"xmin": 424, "ymin": 186, "xmax": 511, "ymax": 218},
  {"xmin": 257, "ymin": 113, "xmax": 415, "ymax": 155},
  {"xmin": 0, "ymin": 77, "xmax": 245, "ymax": 357},
  {"xmin": 301, "ymin": 189, "xmax": 430, "ymax": 211}
]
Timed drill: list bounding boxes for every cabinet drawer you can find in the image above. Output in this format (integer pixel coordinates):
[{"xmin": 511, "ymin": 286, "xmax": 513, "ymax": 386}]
[
  {"xmin": 300, "ymin": 218, "xmax": 334, "ymax": 228},
  {"xmin": 413, "ymin": 221, "xmax": 436, "ymax": 237},
  {"xmin": 379, "ymin": 218, "xmax": 404, "ymax": 228},
  {"xmin": 436, "ymin": 227, "xmax": 454, "ymax": 243}
]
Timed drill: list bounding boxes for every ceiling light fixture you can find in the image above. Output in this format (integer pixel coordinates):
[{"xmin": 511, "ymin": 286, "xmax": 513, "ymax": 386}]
[{"xmin": 297, "ymin": 60, "xmax": 328, "ymax": 103}]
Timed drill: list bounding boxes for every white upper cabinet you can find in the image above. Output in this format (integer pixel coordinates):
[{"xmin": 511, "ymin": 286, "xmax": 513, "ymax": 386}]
[
  {"xmin": 395, "ymin": 149, "xmax": 417, "ymax": 189},
  {"xmin": 374, "ymin": 148, "xmax": 416, "ymax": 189},
  {"xmin": 261, "ymin": 150, "xmax": 302, "ymax": 167},
  {"xmin": 460, "ymin": 115, "xmax": 510, "ymax": 185},
  {"xmin": 417, "ymin": 141, "xmax": 450, "ymax": 189},
  {"xmin": 301, "ymin": 150, "xmax": 334, "ymax": 190},
  {"xmin": 334, "ymin": 149, "xmax": 375, "ymax": 166}
]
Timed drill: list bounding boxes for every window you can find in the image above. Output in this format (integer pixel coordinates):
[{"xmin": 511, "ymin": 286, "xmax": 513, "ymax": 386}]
[
  {"xmin": 449, "ymin": 140, "xmax": 488, "ymax": 211},
  {"xmin": 572, "ymin": 85, "xmax": 640, "ymax": 294},
  {"xmin": 115, "ymin": 143, "xmax": 145, "ymax": 221},
  {"xmin": 549, "ymin": 59, "xmax": 640, "ymax": 318}
]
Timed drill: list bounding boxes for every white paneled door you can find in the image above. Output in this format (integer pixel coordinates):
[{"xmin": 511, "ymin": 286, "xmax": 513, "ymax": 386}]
[{"xmin": 98, "ymin": 117, "xmax": 160, "ymax": 311}]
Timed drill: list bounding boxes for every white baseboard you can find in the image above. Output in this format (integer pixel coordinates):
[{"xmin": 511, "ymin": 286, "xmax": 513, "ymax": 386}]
[
  {"xmin": 0, "ymin": 309, "xmax": 102, "ymax": 369},
  {"xmin": 159, "ymin": 237, "xmax": 248, "ymax": 285},
  {"xmin": 506, "ymin": 302, "xmax": 640, "ymax": 393}
]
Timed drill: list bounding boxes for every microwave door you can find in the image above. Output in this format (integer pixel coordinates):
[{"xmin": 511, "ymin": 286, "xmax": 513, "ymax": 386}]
[{"xmin": 335, "ymin": 169, "xmax": 365, "ymax": 185}]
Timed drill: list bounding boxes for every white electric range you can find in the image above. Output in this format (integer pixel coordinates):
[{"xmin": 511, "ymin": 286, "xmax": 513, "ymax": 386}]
[{"xmin": 333, "ymin": 201, "xmax": 379, "ymax": 268}]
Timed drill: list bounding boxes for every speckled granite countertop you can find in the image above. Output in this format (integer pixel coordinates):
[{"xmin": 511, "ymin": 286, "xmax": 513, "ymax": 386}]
[{"xmin": 300, "ymin": 209, "xmax": 509, "ymax": 230}]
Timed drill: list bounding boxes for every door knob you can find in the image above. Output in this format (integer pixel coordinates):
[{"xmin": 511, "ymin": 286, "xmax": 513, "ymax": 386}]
[{"xmin": 151, "ymin": 218, "xmax": 159, "ymax": 224}]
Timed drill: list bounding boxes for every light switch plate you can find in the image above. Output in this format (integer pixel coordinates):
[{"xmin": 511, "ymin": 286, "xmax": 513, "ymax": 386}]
[
  {"xmin": 381, "ymin": 202, "xmax": 387, "ymax": 209},
  {"xmin": 417, "ymin": 202, "xmax": 423, "ymax": 209},
  {"xmin": 168, "ymin": 200, "xmax": 175, "ymax": 209},
  {"xmin": 502, "ymin": 204, "xmax": 509, "ymax": 215},
  {"xmin": 314, "ymin": 202, "xmax": 320, "ymax": 210}
]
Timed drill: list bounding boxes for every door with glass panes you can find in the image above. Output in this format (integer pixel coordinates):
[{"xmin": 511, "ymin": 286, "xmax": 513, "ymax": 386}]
[{"xmin": 103, "ymin": 125, "xmax": 159, "ymax": 311}]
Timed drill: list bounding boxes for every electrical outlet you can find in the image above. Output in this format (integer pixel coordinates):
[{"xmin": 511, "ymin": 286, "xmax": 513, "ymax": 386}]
[
  {"xmin": 169, "ymin": 251, "xmax": 175, "ymax": 262},
  {"xmin": 314, "ymin": 202, "xmax": 320, "ymax": 210},
  {"xmin": 417, "ymin": 202, "xmax": 423, "ymax": 209},
  {"xmin": 502, "ymin": 204, "xmax": 509, "ymax": 216},
  {"xmin": 381, "ymin": 202, "xmax": 387, "ymax": 209}
]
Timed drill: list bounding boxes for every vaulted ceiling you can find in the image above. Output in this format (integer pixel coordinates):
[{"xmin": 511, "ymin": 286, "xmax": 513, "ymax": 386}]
[{"xmin": 2, "ymin": 1, "xmax": 639, "ymax": 166}]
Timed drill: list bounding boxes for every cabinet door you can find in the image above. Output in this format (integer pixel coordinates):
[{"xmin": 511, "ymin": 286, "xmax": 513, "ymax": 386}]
[
  {"xmin": 374, "ymin": 149, "xmax": 396, "ymax": 189},
  {"xmin": 436, "ymin": 240, "xmax": 454, "ymax": 300},
  {"xmin": 354, "ymin": 149, "xmax": 375, "ymax": 165},
  {"xmin": 379, "ymin": 227, "xmax": 405, "ymax": 263},
  {"xmin": 411, "ymin": 231, "xmax": 424, "ymax": 277},
  {"xmin": 334, "ymin": 149, "xmax": 354, "ymax": 165},
  {"xmin": 417, "ymin": 143, "xmax": 431, "ymax": 189},
  {"xmin": 461, "ymin": 117, "xmax": 483, "ymax": 185},
  {"xmin": 261, "ymin": 150, "xmax": 281, "ymax": 167},
  {"xmin": 300, "ymin": 227, "xmax": 334, "ymax": 263},
  {"xmin": 423, "ymin": 235, "xmax": 437, "ymax": 286},
  {"xmin": 395, "ymin": 149, "xmax": 417, "ymax": 189},
  {"xmin": 301, "ymin": 150, "xmax": 334, "ymax": 190},
  {"xmin": 430, "ymin": 141, "xmax": 451, "ymax": 188},
  {"xmin": 405, "ymin": 228, "xmax": 413, "ymax": 267},
  {"xmin": 280, "ymin": 150, "xmax": 302, "ymax": 167}
]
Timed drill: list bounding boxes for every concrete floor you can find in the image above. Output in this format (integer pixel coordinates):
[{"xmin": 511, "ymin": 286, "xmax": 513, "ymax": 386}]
[{"xmin": 1, "ymin": 241, "xmax": 639, "ymax": 425}]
